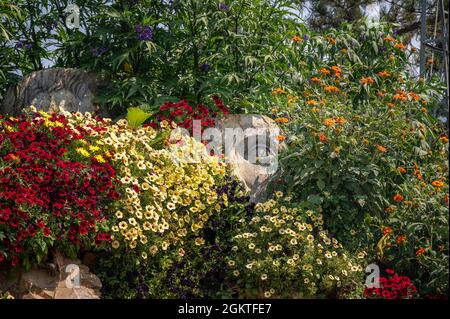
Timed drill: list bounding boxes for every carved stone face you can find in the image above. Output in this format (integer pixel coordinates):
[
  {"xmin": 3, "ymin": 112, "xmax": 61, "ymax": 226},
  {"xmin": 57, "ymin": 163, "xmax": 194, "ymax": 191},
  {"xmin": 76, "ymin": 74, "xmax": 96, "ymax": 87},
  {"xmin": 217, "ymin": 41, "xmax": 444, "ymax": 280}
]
[{"xmin": 216, "ymin": 114, "xmax": 283, "ymax": 202}]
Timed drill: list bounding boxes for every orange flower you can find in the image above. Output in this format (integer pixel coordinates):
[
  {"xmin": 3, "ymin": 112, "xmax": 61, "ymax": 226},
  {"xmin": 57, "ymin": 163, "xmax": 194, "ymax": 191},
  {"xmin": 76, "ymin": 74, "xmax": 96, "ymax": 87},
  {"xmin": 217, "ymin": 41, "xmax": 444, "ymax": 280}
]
[
  {"xmin": 393, "ymin": 90, "xmax": 408, "ymax": 101},
  {"xmin": 274, "ymin": 117, "xmax": 289, "ymax": 124},
  {"xmin": 331, "ymin": 65, "xmax": 342, "ymax": 77},
  {"xmin": 431, "ymin": 180, "xmax": 444, "ymax": 188},
  {"xmin": 363, "ymin": 139, "xmax": 370, "ymax": 145},
  {"xmin": 377, "ymin": 71, "xmax": 391, "ymax": 77},
  {"xmin": 383, "ymin": 37, "xmax": 395, "ymax": 42},
  {"xmin": 306, "ymin": 99, "xmax": 318, "ymax": 105},
  {"xmin": 325, "ymin": 36, "xmax": 336, "ymax": 45},
  {"xmin": 318, "ymin": 68, "xmax": 331, "ymax": 75},
  {"xmin": 334, "ymin": 117, "xmax": 346, "ymax": 124},
  {"xmin": 394, "ymin": 42, "xmax": 406, "ymax": 50},
  {"xmin": 272, "ymin": 88, "xmax": 286, "ymax": 95},
  {"xmin": 383, "ymin": 226, "xmax": 393, "ymax": 236},
  {"xmin": 385, "ymin": 205, "xmax": 396, "ymax": 213},
  {"xmin": 445, "ymin": 194, "xmax": 449, "ymax": 205},
  {"xmin": 323, "ymin": 118, "xmax": 336, "ymax": 127},
  {"xmin": 396, "ymin": 235, "xmax": 406, "ymax": 244},
  {"xmin": 416, "ymin": 247, "xmax": 426, "ymax": 256},
  {"xmin": 376, "ymin": 144, "xmax": 387, "ymax": 153},
  {"xmin": 359, "ymin": 76, "xmax": 375, "ymax": 85},
  {"xmin": 324, "ymin": 85, "xmax": 340, "ymax": 93},
  {"xmin": 311, "ymin": 76, "xmax": 322, "ymax": 83},
  {"xmin": 292, "ymin": 35, "xmax": 302, "ymax": 43},
  {"xmin": 408, "ymin": 91, "xmax": 420, "ymax": 101},
  {"xmin": 439, "ymin": 135, "xmax": 449, "ymax": 143},
  {"xmin": 411, "ymin": 47, "xmax": 417, "ymax": 52},
  {"xmin": 287, "ymin": 95, "xmax": 297, "ymax": 104},
  {"xmin": 398, "ymin": 167, "xmax": 407, "ymax": 174},
  {"xmin": 426, "ymin": 58, "xmax": 434, "ymax": 65},
  {"xmin": 393, "ymin": 194, "xmax": 404, "ymax": 202},
  {"xmin": 311, "ymin": 107, "xmax": 320, "ymax": 113},
  {"xmin": 387, "ymin": 102, "xmax": 395, "ymax": 108},
  {"xmin": 377, "ymin": 90, "xmax": 385, "ymax": 97},
  {"xmin": 319, "ymin": 133, "xmax": 327, "ymax": 142},
  {"xmin": 413, "ymin": 162, "xmax": 422, "ymax": 180},
  {"xmin": 276, "ymin": 135, "xmax": 286, "ymax": 142}
]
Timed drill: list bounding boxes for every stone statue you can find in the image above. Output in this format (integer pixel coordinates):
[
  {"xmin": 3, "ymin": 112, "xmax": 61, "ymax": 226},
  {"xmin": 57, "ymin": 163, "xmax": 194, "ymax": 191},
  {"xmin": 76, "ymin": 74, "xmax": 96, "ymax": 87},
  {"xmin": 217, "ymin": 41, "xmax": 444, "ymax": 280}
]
[
  {"xmin": 216, "ymin": 114, "xmax": 284, "ymax": 203},
  {"xmin": 0, "ymin": 68, "xmax": 98, "ymax": 115}
]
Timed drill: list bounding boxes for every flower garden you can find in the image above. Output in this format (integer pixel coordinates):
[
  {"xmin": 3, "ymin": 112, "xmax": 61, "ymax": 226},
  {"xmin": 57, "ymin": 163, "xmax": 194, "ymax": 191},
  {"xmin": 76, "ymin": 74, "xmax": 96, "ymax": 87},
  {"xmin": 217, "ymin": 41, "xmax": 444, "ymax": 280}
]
[{"xmin": 0, "ymin": 1, "xmax": 449, "ymax": 300}]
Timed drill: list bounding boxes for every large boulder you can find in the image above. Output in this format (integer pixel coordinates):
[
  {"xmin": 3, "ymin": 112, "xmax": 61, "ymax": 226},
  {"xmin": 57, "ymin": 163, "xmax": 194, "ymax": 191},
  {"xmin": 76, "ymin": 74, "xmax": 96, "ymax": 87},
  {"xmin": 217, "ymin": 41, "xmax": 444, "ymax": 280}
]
[
  {"xmin": 0, "ymin": 251, "xmax": 102, "ymax": 299},
  {"xmin": 0, "ymin": 68, "xmax": 98, "ymax": 115},
  {"xmin": 216, "ymin": 114, "xmax": 284, "ymax": 202}
]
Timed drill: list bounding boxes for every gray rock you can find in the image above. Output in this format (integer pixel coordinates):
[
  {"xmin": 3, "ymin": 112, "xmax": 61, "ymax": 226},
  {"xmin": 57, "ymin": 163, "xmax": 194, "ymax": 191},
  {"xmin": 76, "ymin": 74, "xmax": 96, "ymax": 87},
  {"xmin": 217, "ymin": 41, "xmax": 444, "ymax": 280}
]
[
  {"xmin": 0, "ymin": 251, "xmax": 102, "ymax": 299},
  {"xmin": 0, "ymin": 68, "xmax": 98, "ymax": 115}
]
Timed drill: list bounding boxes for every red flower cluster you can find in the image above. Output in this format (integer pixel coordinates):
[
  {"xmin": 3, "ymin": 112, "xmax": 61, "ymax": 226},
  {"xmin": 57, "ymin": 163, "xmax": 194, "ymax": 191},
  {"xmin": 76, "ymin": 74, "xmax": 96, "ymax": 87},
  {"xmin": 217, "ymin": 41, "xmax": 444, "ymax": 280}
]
[
  {"xmin": 146, "ymin": 96, "xmax": 229, "ymax": 131},
  {"xmin": 364, "ymin": 269, "xmax": 417, "ymax": 299},
  {"xmin": 0, "ymin": 113, "xmax": 119, "ymax": 267}
]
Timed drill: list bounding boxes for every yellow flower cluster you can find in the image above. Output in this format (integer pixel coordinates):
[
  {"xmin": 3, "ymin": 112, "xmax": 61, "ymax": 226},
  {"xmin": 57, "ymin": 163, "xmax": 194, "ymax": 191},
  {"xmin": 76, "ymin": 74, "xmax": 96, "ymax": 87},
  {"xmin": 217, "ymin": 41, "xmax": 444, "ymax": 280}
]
[
  {"xmin": 96, "ymin": 119, "xmax": 226, "ymax": 256},
  {"xmin": 227, "ymin": 193, "xmax": 364, "ymax": 298}
]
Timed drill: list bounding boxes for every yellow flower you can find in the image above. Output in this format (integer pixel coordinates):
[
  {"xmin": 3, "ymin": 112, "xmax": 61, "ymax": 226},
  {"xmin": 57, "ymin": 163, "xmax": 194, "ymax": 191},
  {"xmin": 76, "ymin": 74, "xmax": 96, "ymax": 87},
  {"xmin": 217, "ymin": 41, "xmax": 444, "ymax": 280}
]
[
  {"xmin": 94, "ymin": 155, "xmax": 106, "ymax": 163},
  {"xmin": 195, "ymin": 237, "xmax": 205, "ymax": 246},
  {"xmin": 112, "ymin": 241, "xmax": 120, "ymax": 249},
  {"xmin": 75, "ymin": 148, "xmax": 90, "ymax": 157}
]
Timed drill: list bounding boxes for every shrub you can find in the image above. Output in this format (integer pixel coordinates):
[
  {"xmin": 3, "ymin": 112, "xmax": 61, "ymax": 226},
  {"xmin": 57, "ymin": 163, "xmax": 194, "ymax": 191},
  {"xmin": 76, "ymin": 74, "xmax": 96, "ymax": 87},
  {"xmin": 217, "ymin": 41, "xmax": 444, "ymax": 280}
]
[
  {"xmin": 0, "ymin": 109, "xmax": 118, "ymax": 268},
  {"xmin": 225, "ymin": 193, "xmax": 365, "ymax": 298},
  {"xmin": 268, "ymin": 23, "xmax": 449, "ymax": 296}
]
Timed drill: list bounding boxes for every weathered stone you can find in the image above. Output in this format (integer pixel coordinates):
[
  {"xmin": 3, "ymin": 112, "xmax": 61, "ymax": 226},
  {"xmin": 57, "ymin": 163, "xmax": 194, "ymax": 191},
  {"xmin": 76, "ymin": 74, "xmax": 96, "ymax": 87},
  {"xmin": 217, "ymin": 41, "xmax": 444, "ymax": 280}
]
[
  {"xmin": 0, "ymin": 68, "xmax": 98, "ymax": 115},
  {"xmin": 0, "ymin": 251, "xmax": 102, "ymax": 299},
  {"xmin": 216, "ymin": 114, "xmax": 284, "ymax": 202}
]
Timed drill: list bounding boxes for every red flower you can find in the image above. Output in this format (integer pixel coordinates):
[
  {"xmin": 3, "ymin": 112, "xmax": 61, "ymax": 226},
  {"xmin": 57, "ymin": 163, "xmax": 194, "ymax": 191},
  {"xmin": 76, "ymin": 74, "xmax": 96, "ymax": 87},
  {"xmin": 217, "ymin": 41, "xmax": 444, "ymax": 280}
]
[
  {"xmin": 43, "ymin": 227, "xmax": 51, "ymax": 237},
  {"xmin": 36, "ymin": 219, "xmax": 45, "ymax": 229},
  {"xmin": 11, "ymin": 255, "xmax": 19, "ymax": 267}
]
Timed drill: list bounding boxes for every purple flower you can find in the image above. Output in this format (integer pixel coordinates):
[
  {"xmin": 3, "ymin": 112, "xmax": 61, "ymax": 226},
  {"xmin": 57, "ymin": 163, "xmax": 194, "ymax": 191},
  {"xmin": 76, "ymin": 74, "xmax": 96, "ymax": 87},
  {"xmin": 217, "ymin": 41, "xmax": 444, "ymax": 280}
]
[
  {"xmin": 25, "ymin": 43, "xmax": 33, "ymax": 50},
  {"xmin": 219, "ymin": 3, "xmax": 229, "ymax": 11},
  {"xmin": 303, "ymin": 35, "xmax": 309, "ymax": 41},
  {"xmin": 91, "ymin": 47, "xmax": 108, "ymax": 57},
  {"xmin": 135, "ymin": 24, "xmax": 153, "ymax": 41},
  {"xmin": 200, "ymin": 63, "xmax": 210, "ymax": 73},
  {"xmin": 15, "ymin": 41, "xmax": 24, "ymax": 49}
]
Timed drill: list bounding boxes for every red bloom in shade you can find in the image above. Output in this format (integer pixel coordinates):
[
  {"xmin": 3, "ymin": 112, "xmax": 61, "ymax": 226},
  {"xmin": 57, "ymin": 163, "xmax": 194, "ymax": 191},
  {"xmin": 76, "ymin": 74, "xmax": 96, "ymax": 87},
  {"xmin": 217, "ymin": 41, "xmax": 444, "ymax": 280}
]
[
  {"xmin": 0, "ymin": 252, "xmax": 5, "ymax": 263},
  {"xmin": 36, "ymin": 219, "xmax": 45, "ymax": 229},
  {"xmin": 28, "ymin": 226, "xmax": 36, "ymax": 237},
  {"xmin": 79, "ymin": 227, "xmax": 88, "ymax": 236},
  {"xmin": 386, "ymin": 269, "xmax": 395, "ymax": 275},
  {"xmin": 43, "ymin": 227, "xmax": 51, "ymax": 237},
  {"xmin": 11, "ymin": 255, "xmax": 19, "ymax": 267}
]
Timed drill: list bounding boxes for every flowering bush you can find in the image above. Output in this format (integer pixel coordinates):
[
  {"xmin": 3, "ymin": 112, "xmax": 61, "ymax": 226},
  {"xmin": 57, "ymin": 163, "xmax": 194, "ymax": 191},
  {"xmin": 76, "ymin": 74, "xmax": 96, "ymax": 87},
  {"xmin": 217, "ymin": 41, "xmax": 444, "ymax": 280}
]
[
  {"xmin": 0, "ymin": 110, "xmax": 118, "ymax": 268},
  {"xmin": 98, "ymin": 118, "xmax": 227, "ymax": 259},
  {"xmin": 364, "ymin": 269, "xmax": 418, "ymax": 299},
  {"xmin": 268, "ymin": 23, "xmax": 449, "ymax": 296},
  {"xmin": 225, "ymin": 193, "xmax": 365, "ymax": 298},
  {"xmin": 146, "ymin": 96, "xmax": 229, "ymax": 132}
]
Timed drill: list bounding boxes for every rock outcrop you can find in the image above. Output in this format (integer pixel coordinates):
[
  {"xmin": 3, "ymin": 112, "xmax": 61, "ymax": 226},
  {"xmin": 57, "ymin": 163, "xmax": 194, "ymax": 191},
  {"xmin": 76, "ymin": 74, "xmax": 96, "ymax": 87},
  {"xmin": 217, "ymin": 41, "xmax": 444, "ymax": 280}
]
[
  {"xmin": 0, "ymin": 68, "xmax": 98, "ymax": 115},
  {"xmin": 0, "ymin": 251, "xmax": 101, "ymax": 299}
]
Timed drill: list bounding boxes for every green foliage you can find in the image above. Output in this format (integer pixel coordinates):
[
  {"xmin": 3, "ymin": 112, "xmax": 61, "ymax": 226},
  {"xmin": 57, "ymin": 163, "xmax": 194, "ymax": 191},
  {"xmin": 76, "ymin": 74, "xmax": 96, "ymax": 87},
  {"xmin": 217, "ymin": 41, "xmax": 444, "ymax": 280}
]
[
  {"xmin": 266, "ymin": 22, "xmax": 448, "ymax": 296},
  {"xmin": 225, "ymin": 193, "xmax": 365, "ymax": 298}
]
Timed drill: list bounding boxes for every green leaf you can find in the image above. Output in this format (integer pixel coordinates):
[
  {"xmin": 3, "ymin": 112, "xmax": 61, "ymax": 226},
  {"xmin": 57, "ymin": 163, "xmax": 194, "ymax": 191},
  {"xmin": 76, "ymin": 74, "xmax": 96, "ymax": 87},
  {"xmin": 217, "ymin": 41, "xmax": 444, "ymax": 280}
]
[
  {"xmin": 307, "ymin": 194, "xmax": 323, "ymax": 205},
  {"xmin": 126, "ymin": 107, "xmax": 152, "ymax": 129}
]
